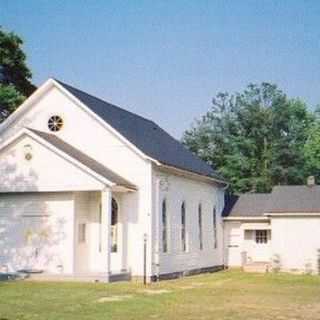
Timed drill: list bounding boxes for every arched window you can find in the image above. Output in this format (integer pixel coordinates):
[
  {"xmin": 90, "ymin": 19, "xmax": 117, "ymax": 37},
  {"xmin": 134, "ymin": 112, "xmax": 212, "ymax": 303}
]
[
  {"xmin": 198, "ymin": 203, "xmax": 203, "ymax": 250},
  {"xmin": 111, "ymin": 198, "xmax": 118, "ymax": 253},
  {"xmin": 162, "ymin": 199, "xmax": 168, "ymax": 253},
  {"xmin": 181, "ymin": 201, "xmax": 187, "ymax": 252},
  {"xmin": 213, "ymin": 206, "xmax": 217, "ymax": 249}
]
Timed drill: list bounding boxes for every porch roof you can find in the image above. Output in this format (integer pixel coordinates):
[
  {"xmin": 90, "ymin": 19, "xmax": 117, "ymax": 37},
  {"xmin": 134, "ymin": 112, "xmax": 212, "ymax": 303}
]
[{"xmin": 29, "ymin": 129, "xmax": 137, "ymax": 191}]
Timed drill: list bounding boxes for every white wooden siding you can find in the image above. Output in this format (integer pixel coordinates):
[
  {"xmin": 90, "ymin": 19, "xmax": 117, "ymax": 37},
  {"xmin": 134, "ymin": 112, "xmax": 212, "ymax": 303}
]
[
  {"xmin": 271, "ymin": 216, "xmax": 320, "ymax": 273},
  {"xmin": 0, "ymin": 193, "xmax": 74, "ymax": 274},
  {"xmin": 153, "ymin": 168, "xmax": 224, "ymax": 275},
  {"xmin": 0, "ymin": 135, "xmax": 105, "ymax": 192}
]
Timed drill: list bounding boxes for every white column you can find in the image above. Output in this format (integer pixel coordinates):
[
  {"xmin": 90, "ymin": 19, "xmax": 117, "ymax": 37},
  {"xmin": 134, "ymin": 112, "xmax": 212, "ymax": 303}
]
[{"xmin": 101, "ymin": 188, "xmax": 112, "ymax": 278}]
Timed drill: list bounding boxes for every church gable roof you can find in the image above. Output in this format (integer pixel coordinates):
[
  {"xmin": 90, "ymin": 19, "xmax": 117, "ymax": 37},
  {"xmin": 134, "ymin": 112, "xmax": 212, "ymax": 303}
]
[{"xmin": 56, "ymin": 80, "xmax": 224, "ymax": 182}]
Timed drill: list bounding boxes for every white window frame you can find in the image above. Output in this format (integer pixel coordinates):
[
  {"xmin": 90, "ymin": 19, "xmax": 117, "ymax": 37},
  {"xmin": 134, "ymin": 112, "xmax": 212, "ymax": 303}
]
[
  {"xmin": 78, "ymin": 223, "xmax": 86, "ymax": 243},
  {"xmin": 181, "ymin": 201, "xmax": 187, "ymax": 252},
  {"xmin": 198, "ymin": 203, "xmax": 203, "ymax": 250},
  {"xmin": 213, "ymin": 206, "xmax": 217, "ymax": 249},
  {"xmin": 162, "ymin": 198, "xmax": 168, "ymax": 253}
]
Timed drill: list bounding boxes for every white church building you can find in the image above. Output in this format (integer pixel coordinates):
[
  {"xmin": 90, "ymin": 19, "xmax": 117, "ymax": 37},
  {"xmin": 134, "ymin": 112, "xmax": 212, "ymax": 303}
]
[
  {"xmin": 0, "ymin": 79, "xmax": 226, "ymax": 282},
  {"xmin": 1, "ymin": 78, "xmax": 319, "ymax": 282}
]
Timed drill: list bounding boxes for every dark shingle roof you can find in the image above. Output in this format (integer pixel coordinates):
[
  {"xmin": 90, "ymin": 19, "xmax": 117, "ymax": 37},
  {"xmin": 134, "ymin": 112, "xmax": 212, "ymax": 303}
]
[
  {"xmin": 223, "ymin": 193, "xmax": 270, "ymax": 217},
  {"xmin": 267, "ymin": 185, "xmax": 320, "ymax": 213},
  {"xmin": 29, "ymin": 129, "xmax": 136, "ymax": 190},
  {"xmin": 56, "ymin": 80, "xmax": 224, "ymax": 182}
]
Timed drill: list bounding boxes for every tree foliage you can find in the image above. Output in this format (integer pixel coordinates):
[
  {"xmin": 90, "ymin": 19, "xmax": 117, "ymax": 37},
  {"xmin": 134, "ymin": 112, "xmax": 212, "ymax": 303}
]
[
  {"xmin": 0, "ymin": 26, "xmax": 36, "ymax": 122},
  {"xmin": 303, "ymin": 108, "xmax": 320, "ymax": 182},
  {"xmin": 183, "ymin": 83, "xmax": 316, "ymax": 193}
]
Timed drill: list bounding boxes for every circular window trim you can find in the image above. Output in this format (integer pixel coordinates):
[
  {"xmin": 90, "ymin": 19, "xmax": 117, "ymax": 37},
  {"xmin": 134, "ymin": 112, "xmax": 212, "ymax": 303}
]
[{"xmin": 48, "ymin": 115, "xmax": 64, "ymax": 132}]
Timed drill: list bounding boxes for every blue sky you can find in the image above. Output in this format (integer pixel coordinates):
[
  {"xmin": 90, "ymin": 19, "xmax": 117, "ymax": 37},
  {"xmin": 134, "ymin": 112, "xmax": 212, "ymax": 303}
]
[{"xmin": 1, "ymin": 1, "xmax": 320, "ymax": 138}]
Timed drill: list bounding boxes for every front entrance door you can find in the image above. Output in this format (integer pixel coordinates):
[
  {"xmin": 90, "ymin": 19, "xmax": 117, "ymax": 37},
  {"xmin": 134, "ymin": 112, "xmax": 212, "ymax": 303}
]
[{"xmin": 110, "ymin": 198, "xmax": 122, "ymax": 272}]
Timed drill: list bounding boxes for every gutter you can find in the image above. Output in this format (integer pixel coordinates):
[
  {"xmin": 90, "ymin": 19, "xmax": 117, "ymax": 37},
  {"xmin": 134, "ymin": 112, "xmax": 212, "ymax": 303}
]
[
  {"xmin": 223, "ymin": 216, "xmax": 270, "ymax": 221},
  {"xmin": 155, "ymin": 162, "xmax": 228, "ymax": 187},
  {"xmin": 264, "ymin": 212, "xmax": 320, "ymax": 217}
]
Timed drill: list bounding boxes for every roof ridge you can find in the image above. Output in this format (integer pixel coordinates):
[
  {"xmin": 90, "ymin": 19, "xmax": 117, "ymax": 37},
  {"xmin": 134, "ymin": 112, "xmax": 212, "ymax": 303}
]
[{"xmin": 54, "ymin": 78, "xmax": 155, "ymax": 125}]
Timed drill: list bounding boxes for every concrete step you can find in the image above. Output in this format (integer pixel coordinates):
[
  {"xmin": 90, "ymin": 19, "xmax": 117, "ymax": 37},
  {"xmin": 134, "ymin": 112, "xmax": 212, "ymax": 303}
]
[
  {"xmin": 109, "ymin": 271, "xmax": 131, "ymax": 282},
  {"xmin": 26, "ymin": 271, "xmax": 131, "ymax": 283},
  {"xmin": 243, "ymin": 262, "xmax": 270, "ymax": 273}
]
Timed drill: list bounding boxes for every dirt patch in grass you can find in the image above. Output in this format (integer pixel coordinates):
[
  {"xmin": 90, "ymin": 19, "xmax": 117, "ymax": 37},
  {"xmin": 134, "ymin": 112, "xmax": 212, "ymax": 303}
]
[
  {"xmin": 141, "ymin": 289, "xmax": 171, "ymax": 295},
  {"xmin": 97, "ymin": 294, "xmax": 133, "ymax": 303}
]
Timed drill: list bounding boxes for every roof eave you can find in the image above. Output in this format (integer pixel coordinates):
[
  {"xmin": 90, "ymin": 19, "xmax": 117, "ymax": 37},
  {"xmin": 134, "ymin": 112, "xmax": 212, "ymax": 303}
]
[
  {"xmin": 223, "ymin": 216, "xmax": 270, "ymax": 221},
  {"xmin": 264, "ymin": 211, "xmax": 320, "ymax": 216},
  {"xmin": 154, "ymin": 162, "xmax": 228, "ymax": 187}
]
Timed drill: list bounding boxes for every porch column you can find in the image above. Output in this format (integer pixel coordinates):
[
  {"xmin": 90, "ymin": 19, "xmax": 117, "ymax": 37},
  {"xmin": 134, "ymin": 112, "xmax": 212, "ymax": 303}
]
[{"xmin": 101, "ymin": 188, "xmax": 112, "ymax": 278}]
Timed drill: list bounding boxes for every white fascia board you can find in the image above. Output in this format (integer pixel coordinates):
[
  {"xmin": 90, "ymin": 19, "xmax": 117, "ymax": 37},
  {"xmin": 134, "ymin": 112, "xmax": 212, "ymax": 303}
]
[
  {"xmin": 0, "ymin": 79, "xmax": 55, "ymax": 134},
  {"xmin": 155, "ymin": 162, "xmax": 228, "ymax": 187},
  {"xmin": 264, "ymin": 212, "xmax": 320, "ymax": 217},
  {"xmin": 223, "ymin": 216, "xmax": 270, "ymax": 221}
]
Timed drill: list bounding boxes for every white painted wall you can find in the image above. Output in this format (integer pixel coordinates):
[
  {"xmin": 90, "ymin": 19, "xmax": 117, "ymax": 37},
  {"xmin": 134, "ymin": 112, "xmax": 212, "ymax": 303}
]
[
  {"xmin": 73, "ymin": 191, "xmax": 129, "ymax": 274},
  {"xmin": 224, "ymin": 220, "xmax": 272, "ymax": 266},
  {"xmin": 153, "ymin": 168, "xmax": 224, "ymax": 275},
  {"xmin": 271, "ymin": 216, "xmax": 320, "ymax": 273},
  {"xmin": 243, "ymin": 229, "xmax": 271, "ymax": 262},
  {"xmin": 224, "ymin": 221, "xmax": 243, "ymax": 266},
  {"xmin": 74, "ymin": 192, "xmax": 91, "ymax": 273},
  {"xmin": 0, "ymin": 192, "xmax": 75, "ymax": 274},
  {"xmin": 0, "ymin": 134, "xmax": 105, "ymax": 192}
]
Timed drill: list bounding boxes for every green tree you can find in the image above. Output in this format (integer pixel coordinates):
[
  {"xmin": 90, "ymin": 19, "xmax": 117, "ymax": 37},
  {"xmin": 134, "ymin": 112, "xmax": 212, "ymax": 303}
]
[
  {"xmin": 304, "ymin": 109, "xmax": 320, "ymax": 181},
  {"xmin": 183, "ymin": 83, "xmax": 314, "ymax": 193},
  {"xmin": 0, "ymin": 84, "xmax": 25, "ymax": 122},
  {"xmin": 0, "ymin": 26, "xmax": 36, "ymax": 122}
]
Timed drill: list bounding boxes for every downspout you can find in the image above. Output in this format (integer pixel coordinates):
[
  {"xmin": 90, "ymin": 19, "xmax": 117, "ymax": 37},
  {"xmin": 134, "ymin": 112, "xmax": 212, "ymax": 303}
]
[
  {"xmin": 221, "ymin": 189, "xmax": 227, "ymax": 269},
  {"xmin": 222, "ymin": 217, "xmax": 226, "ymax": 269},
  {"xmin": 222, "ymin": 182, "xmax": 229, "ymax": 269},
  {"xmin": 154, "ymin": 177, "xmax": 161, "ymax": 281}
]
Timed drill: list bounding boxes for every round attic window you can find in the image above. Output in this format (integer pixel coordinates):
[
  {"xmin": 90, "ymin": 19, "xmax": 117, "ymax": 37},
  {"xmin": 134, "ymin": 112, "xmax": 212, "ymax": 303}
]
[{"xmin": 48, "ymin": 115, "xmax": 63, "ymax": 132}]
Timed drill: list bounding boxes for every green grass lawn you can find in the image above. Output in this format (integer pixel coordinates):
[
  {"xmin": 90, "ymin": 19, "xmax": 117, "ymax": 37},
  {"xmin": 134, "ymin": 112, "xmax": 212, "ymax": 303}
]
[{"xmin": 1, "ymin": 270, "xmax": 320, "ymax": 320}]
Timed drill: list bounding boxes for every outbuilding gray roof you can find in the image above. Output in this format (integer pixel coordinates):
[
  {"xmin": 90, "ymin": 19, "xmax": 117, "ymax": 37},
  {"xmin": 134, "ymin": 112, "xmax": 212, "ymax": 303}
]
[
  {"xmin": 223, "ymin": 185, "xmax": 320, "ymax": 217},
  {"xmin": 56, "ymin": 80, "xmax": 224, "ymax": 182},
  {"xmin": 267, "ymin": 185, "xmax": 320, "ymax": 213},
  {"xmin": 223, "ymin": 193, "xmax": 270, "ymax": 217},
  {"xmin": 29, "ymin": 129, "xmax": 137, "ymax": 190}
]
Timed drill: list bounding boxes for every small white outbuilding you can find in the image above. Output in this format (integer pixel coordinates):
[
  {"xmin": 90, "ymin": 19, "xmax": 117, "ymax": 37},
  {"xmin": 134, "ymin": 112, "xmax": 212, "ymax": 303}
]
[{"xmin": 223, "ymin": 182, "xmax": 320, "ymax": 274}]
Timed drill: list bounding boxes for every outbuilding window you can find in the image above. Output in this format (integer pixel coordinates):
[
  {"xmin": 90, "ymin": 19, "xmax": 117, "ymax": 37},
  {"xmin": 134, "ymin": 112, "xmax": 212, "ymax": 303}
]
[{"xmin": 255, "ymin": 230, "xmax": 268, "ymax": 244}]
